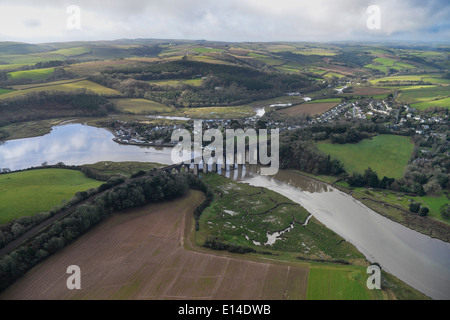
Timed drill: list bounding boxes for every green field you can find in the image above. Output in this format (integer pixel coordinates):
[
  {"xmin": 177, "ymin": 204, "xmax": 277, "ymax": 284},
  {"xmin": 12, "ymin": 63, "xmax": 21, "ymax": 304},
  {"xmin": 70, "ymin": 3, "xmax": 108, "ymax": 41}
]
[
  {"xmin": 306, "ymin": 266, "xmax": 382, "ymax": 300},
  {"xmin": 50, "ymin": 46, "xmax": 92, "ymax": 57},
  {"xmin": 396, "ymin": 86, "xmax": 450, "ymax": 104},
  {"xmin": 111, "ymin": 98, "xmax": 172, "ymax": 114},
  {"xmin": 318, "ymin": 135, "xmax": 414, "ymax": 179},
  {"xmin": 0, "ymin": 169, "xmax": 102, "ymax": 224},
  {"xmin": 0, "ymin": 88, "xmax": 14, "ymax": 95},
  {"xmin": 307, "ymin": 98, "xmax": 342, "ymax": 104},
  {"xmin": 191, "ymin": 47, "xmax": 225, "ymax": 53},
  {"xmin": 0, "ymin": 80, "xmax": 121, "ymax": 99},
  {"xmin": 0, "ymin": 53, "xmax": 64, "ymax": 67},
  {"xmin": 411, "ymin": 97, "xmax": 450, "ymax": 110},
  {"xmin": 365, "ymin": 57, "xmax": 416, "ymax": 74},
  {"xmin": 7, "ymin": 68, "xmax": 55, "ymax": 81},
  {"xmin": 371, "ymin": 74, "xmax": 450, "ymax": 86}
]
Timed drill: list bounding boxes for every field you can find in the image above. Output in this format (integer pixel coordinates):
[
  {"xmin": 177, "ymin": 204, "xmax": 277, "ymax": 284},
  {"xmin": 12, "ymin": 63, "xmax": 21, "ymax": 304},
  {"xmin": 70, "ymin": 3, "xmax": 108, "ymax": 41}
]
[
  {"xmin": 7, "ymin": 68, "xmax": 55, "ymax": 82},
  {"xmin": 370, "ymin": 74, "xmax": 450, "ymax": 86},
  {"xmin": 110, "ymin": 98, "xmax": 172, "ymax": 114},
  {"xmin": 0, "ymin": 190, "xmax": 311, "ymax": 300},
  {"xmin": 0, "ymin": 88, "xmax": 14, "ymax": 95},
  {"xmin": 342, "ymin": 86, "xmax": 393, "ymax": 98},
  {"xmin": 278, "ymin": 99, "xmax": 341, "ymax": 117},
  {"xmin": 396, "ymin": 86, "xmax": 450, "ymax": 105},
  {"xmin": 306, "ymin": 266, "xmax": 382, "ymax": 300},
  {"xmin": 177, "ymin": 105, "xmax": 256, "ymax": 119},
  {"xmin": 317, "ymin": 135, "xmax": 415, "ymax": 179},
  {"xmin": 149, "ymin": 78, "xmax": 203, "ymax": 87},
  {"xmin": 0, "ymin": 80, "xmax": 121, "ymax": 100},
  {"xmin": 411, "ymin": 97, "xmax": 450, "ymax": 110},
  {"xmin": 0, "ymin": 169, "xmax": 102, "ymax": 224},
  {"xmin": 50, "ymin": 47, "xmax": 92, "ymax": 57},
  {"xmin": 365, "ymin": 57, "xmax": 415, "ymax": 74}
]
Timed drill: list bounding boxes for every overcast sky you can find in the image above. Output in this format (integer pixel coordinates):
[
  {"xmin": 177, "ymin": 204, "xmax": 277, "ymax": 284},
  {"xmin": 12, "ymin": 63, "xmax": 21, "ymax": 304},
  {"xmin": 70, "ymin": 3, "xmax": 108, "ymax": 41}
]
[{"xmin": 0, "ymin": 0, "xmax": 449, "ymax": 44}]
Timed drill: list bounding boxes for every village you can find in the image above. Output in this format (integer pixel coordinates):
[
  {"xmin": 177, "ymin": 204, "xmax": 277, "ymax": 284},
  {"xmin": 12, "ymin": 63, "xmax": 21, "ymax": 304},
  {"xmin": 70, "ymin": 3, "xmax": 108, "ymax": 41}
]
[{"xmin": 111, "ymin": 93, "xmax": 448, "ymax": 157}]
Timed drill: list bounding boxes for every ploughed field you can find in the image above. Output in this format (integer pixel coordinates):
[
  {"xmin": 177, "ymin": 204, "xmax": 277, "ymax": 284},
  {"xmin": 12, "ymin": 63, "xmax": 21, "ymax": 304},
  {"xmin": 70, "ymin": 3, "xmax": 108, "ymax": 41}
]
[{"xmin": 0, "ymin": 190, "xmax": 310, "ymax": 300}]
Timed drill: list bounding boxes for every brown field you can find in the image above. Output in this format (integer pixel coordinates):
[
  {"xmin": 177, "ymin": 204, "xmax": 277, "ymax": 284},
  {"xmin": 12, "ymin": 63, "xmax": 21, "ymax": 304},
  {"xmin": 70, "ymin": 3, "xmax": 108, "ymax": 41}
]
[
  {"xmin": 0, "ymin": 190, "xmax": 309, "ymax": 300},
  {"xmin": 277, "ymin": 102, "xmax": 338, "ymax": 117},
  {"xmin": 317, "ymin": 64, "xmax": 367, "ymax": 76},
  {"xmin": 342, "ymin": 87, "xmax": 392, "ymax": 96}
]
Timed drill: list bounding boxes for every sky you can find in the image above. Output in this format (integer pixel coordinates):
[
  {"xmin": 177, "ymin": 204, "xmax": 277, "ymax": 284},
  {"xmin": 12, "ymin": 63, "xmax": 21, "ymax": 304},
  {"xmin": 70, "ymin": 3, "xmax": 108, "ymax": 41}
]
[{"xmin": 0, "ymin": 0, "xmax": 449, "ymax": 44}]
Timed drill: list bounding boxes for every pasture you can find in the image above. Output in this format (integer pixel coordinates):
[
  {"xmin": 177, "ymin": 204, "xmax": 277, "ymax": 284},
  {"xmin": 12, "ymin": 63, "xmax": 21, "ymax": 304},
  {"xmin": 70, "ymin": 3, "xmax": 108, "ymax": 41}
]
[
  {"xmin": 364, "ymin": 57, "xmax": 415, "ymax": 74},
  {"xmin": 370, "ymin": 74, "xmax": 450, "ymax": 86},
  {"xmin": 411, "ymin": 97, "xmax": 450, "ymax": 110},
  {"xmin": 50, "ymin": 47, "xmax": 92, "ymax": 57},
  {"xmin": 0, "ymin": 88, "xmax": 14, "ymax": 95},
  {"xmin": 7, "ymin": 68, "xmax": 55, "ymax": 82},
  {"xmin": 0, "ymin": 169, "xmax": 102, "ymax": 224},
  {"xmin": 110, "ymin": 98, "xmax": 172, "ymax": 114},
  {"xmin": 306, "ymin": 266, "xmax": 382, "ymax": 300},
  {"xmin": 0, "ymin": 80, "xmax": 121, "ymax": 100},
  {"xmin": 396, "ymin": 86, "xmax": 450, "ymax": 105},
  {"xmin": 317, "ymin": 135, "xmax": 414, "ymax": 179}
]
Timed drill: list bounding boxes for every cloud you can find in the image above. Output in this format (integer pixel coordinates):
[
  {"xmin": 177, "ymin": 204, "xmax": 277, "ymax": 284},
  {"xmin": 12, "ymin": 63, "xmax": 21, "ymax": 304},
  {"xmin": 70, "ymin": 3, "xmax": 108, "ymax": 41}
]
[
  {"xmin": 0, "ymin": 0, "xmax": 449, "ymax": 43},
  {"xmin": 23, "ymin": 19, "xmax": 41, "ymax": 28}
]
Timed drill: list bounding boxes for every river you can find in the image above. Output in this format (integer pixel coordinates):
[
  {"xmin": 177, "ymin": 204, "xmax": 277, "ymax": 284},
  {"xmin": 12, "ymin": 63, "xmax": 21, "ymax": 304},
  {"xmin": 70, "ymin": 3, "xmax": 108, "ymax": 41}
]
[{"xmin": 0, "ymin": 123, "xmax": 449, "ymax": 299}]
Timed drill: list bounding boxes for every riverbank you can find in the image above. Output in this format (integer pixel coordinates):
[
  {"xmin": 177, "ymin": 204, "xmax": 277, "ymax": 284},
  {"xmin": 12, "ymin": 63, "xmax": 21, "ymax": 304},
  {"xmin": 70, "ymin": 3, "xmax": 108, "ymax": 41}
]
[{"xmin": 289, "ymin": 170, "xmax": 450, "ymax": 243}]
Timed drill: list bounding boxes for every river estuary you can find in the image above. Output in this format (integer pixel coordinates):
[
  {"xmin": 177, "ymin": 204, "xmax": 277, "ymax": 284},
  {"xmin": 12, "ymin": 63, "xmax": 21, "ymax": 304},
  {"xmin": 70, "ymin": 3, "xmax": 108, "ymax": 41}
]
[{"xmin": 0, "ymin": 123, "xmax": 449, "ymax": 300}]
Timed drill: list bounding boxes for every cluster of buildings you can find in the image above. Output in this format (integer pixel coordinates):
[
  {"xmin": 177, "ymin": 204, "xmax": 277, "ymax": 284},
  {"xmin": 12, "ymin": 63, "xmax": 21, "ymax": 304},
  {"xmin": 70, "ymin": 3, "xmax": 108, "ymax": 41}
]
[{"xmin": 313, "ymin": 102, "xmax": 352, "ymax": 123}]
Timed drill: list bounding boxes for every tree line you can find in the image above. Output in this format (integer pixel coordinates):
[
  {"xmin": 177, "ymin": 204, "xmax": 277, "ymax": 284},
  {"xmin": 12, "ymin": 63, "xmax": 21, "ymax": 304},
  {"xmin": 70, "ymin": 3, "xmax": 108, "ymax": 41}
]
[{"xmin": 279, "ymin": 140, "xmax": 345, "ymax": 176}]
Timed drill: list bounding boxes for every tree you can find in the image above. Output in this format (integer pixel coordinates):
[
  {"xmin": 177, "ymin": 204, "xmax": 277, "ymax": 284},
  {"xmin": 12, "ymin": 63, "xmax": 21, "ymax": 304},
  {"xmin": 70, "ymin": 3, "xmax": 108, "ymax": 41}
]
[
  {"xmin": 348, "ymin": 172, "xmax": 365, "ymax": 187},
  {"xmin": 423, "ymin": 179, "xmax": 442, "ymax": 196},
  {"xmin": 440, "ymin": 204, "xmax": 450, "ymax": 220},
  {"xmin": 419, "ymin": 207, "xmax": 429, "ymax": 217},
  {"xmin": 409, "ymin": 202, "xmax": 420, "ymax": 213}
]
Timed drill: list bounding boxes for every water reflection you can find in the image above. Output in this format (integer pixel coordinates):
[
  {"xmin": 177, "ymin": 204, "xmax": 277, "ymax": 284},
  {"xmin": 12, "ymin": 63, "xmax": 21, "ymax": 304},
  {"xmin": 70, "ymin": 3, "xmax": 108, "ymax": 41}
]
[{"xmin": 0, "ymin": 124, "xmax": 174, "ymax": 170}]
